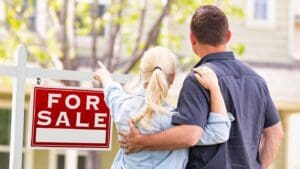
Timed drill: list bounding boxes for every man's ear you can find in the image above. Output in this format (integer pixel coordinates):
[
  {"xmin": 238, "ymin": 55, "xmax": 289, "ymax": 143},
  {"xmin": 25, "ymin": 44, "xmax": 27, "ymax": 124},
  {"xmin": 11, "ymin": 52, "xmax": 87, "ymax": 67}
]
[
  {"xmin": 226, "ymin": 30, "xmax": 231, "ymax": 42},
  {"xmin": 190, "ymin": 32, "xmax": 197, "ymax": 46},
  {"xmin": 168, "ymin": 73, "xmax": 176, "ymax": 85}
]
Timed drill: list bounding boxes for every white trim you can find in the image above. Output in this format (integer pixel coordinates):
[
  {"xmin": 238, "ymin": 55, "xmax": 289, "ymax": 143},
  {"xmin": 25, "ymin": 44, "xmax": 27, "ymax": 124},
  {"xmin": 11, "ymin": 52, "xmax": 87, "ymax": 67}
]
[
  {"xmin": 24, "ymin": 150, "xmax": 33, "ymax": 169},
  {"xmin": 0, "ymin": 146, "xmax": 27, "ymax": 153},
  {"xmin": 288, "ymin": 0, "xmax": 295, "ymax": 58},
  {"xmin": 0, "ymin": 145, "xmax": 10, "ymax": 152},
  {"xmin": 65, "ymin": 150, "xmax": 78, "ymax": 169},
  {"xmin": 48, "ymin": 149, "xmax": 88, "ymax": 169},
  {"xmin": 48, "ymin": 150, "xmax": 57, "ymax": 169},
  {"xmin": 285, "ymin": 114, "xmax": 295, "ymax": 169},
  {"xmin": 246, "ymin": 0, "xmax": 277, "ymax": 29}
]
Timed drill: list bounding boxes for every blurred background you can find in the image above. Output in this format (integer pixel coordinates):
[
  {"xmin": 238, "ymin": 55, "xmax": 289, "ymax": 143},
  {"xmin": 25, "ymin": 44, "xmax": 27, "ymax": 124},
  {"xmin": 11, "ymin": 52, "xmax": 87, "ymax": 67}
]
[{"xmin": 0, "ymin": 0, "xmax": 299, "ymax": 169}]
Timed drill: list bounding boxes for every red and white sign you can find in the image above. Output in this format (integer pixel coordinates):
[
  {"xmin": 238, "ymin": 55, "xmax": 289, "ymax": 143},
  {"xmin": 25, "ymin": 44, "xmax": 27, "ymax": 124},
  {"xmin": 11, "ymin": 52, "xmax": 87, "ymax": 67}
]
[{"xmin": 29, "ymin": 86, "xmax": 111, "ymax": 150}]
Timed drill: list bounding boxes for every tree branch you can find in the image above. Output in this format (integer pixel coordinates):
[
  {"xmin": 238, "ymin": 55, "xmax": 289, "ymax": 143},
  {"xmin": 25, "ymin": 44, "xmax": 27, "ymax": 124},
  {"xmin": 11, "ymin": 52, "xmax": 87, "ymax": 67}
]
[
  {"xmin": 111, "ymin": 0, "xmax": 148, "ymax": 70},
  {"xmin": 103, "ymin": 0, "xmax": 125, "ymax": 71},
  {"xmin": 131, "ymin": 0, "xmax": 147, "ymax": 57},
  {"xmin": 90, "ymin": 0, "xmax": 99, "ymax": 71},
  {"xmin": 60, "ymin": 0, "xmax": 71, "ymax": 70},
  {"xmin": 122, "ymin": 0, "xmax": 172, "ymax": 73}
]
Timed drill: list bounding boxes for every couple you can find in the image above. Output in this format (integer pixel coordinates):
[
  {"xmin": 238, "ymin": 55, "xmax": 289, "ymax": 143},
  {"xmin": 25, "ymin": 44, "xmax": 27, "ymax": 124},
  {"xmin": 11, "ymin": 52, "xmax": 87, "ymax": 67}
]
[{"xmin": 93, "ymin": 5, "xmax": 284, "ymax": 169}]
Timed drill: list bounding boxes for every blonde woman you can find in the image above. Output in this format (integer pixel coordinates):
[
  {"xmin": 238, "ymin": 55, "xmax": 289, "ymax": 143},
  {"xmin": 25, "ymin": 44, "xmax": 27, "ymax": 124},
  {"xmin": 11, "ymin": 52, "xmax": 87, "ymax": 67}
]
[{"xmin": 93, "ymin": 46, "xmax": 234, "ymax": 169}]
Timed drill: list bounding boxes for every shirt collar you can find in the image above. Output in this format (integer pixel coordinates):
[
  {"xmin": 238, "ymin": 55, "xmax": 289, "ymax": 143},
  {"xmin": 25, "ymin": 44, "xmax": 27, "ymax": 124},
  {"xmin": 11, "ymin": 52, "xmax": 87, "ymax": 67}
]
[{"xmin": 194, "ymin": 51, "xmax": 235, "ymax": 68}]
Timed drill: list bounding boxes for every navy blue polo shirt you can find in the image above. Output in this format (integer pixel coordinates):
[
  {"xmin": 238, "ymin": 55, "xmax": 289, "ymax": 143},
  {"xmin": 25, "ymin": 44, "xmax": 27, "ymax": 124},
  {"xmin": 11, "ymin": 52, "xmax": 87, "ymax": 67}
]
[{"xmin": 172, "ymin": 51, "xmax": 280, "ymax": 169}]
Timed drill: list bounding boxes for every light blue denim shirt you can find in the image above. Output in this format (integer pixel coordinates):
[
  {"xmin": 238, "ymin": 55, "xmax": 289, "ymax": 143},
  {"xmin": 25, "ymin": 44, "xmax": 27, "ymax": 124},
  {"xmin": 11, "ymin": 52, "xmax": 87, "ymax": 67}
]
[{"xmin": 104, "ymin": 82, "xmax": 234, "ymax": 169}]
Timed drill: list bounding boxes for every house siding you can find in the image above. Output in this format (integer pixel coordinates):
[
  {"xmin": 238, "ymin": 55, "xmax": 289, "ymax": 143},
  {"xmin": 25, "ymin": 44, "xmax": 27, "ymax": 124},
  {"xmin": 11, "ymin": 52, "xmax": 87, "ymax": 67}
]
[
  {"xmin": 172, "ymin": 0, "xmax": 291, "ymax": 64},
  {"xmin": 229, "ymin": 0, "xmax": 290, "ymax": 63}
]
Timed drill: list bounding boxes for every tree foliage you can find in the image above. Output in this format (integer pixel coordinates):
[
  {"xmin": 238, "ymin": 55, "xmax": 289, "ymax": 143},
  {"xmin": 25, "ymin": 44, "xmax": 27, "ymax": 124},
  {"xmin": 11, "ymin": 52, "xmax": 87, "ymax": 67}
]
[
  {"xmin": 0, "ymin": 1, "xmax": 245, "ymax": 169},
  {"xmin": 0, "ymin": 0, "xmax": 245, "ymax": 72}
]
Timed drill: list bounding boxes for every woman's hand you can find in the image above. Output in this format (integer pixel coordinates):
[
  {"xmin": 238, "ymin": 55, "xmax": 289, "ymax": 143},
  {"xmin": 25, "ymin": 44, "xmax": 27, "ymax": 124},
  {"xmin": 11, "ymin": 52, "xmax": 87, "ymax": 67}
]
[
  {"xmin": 194, "ymin": 66, "xmax": 227, "ymax": 114},
  {"xmin": 193, "ymin": 66, "xmax": 219, "ymax": 91},
  {"xmin": 93, "ymin": 61, "xmax": 113, "ymax": 87}
]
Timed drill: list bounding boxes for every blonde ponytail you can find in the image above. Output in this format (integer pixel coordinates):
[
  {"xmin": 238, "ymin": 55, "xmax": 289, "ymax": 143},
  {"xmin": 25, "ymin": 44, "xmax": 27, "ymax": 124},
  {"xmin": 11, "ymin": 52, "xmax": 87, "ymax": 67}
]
[{"xmin": 131, "ymin": 46, "xmax": 177, "ymax": 129}]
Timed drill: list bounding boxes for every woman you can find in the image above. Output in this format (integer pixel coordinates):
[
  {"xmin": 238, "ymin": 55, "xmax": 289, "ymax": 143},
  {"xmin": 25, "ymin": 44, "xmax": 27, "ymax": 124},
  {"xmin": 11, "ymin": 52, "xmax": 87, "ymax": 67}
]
[{"xmin": 93, "ymin": 46, "xmax": 234, "ymax": 169}]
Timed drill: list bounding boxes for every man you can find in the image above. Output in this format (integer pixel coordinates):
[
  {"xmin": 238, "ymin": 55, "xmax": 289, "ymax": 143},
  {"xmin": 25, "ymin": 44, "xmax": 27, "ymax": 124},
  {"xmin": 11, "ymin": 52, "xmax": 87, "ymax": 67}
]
[{"xmin": 120, "ymin": 5, "xmax": 284, "ymax": 169}]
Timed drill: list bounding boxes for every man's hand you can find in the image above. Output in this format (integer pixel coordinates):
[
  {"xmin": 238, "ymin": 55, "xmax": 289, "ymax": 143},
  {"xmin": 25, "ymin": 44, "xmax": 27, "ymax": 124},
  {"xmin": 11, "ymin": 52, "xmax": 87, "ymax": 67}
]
[
  {"xmin": 119, "ymin": 121, "xmax": 144, "ymax": 154},
  {"xmin": 119, "ymin": 122, "xmax": 203, "ymax": 153}
]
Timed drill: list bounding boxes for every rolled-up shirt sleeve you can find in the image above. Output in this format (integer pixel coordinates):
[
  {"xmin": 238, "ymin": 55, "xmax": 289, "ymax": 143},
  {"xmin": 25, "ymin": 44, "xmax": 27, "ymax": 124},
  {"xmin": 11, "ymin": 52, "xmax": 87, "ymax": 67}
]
[
  {"xmin": 197, "ymin": 113, "xmax": 235, "ymax": 145},
  {"xmin": 172, "ymin": 74, "xmax": 210, "ymax": 129},
  {"xmin": 263, "ymin": 83, "xmax": 280, "ymax": 128}
]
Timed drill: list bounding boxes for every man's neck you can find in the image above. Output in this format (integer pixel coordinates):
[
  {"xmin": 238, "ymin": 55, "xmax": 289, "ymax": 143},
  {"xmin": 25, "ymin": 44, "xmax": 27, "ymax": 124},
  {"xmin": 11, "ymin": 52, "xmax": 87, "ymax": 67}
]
[{"xmin": 197, "ymin": 44, "xmax": 226, "ymax": 59}]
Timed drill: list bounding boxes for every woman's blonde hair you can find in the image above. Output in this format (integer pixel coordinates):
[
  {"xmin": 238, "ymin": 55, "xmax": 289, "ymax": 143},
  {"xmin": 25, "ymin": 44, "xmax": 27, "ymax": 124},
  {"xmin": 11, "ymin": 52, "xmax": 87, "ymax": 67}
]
[{"xmin": 132, "ymin": 46, "xmax": 177, "ymax": 128}]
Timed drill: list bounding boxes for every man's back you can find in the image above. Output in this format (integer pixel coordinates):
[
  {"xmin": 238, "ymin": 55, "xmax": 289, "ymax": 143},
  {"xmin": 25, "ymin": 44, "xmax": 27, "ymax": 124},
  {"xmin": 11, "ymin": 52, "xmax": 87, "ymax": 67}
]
[
  {"xmin": 172, "ymin": 52, "xmax": 280, "ymax": 169},
  {"xmin": 119, "ymin": 5, "xmax": 283, "ymax": 169}
]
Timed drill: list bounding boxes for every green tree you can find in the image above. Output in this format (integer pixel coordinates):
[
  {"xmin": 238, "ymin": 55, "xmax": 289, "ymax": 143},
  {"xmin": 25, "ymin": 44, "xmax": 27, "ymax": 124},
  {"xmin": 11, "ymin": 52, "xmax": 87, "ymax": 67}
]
[
  {"xmin": 0, "ymin": 1, "xmax": 245, "ymax": 169},
  {"xmin": 0, "ymin": 0, "xmax": 244, "ymax": 73}
]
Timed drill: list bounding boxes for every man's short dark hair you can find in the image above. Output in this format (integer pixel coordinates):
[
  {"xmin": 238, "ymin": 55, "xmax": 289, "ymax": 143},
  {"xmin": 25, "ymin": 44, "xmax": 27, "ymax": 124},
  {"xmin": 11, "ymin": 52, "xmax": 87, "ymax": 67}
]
[{"xmin": 190, "ymin": 5, "xmax": 229, "ymax": 46}]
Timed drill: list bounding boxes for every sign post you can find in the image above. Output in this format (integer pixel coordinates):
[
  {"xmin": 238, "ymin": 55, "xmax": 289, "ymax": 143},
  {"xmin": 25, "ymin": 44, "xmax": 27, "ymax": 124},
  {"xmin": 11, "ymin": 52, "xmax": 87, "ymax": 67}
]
[
  {"xmin": 9, "ymin": 45, "xmax": 27, "ymax": 169},
  {"xmin": 0, "ymin": 45, "xmax": 131, "ymax": 169}
]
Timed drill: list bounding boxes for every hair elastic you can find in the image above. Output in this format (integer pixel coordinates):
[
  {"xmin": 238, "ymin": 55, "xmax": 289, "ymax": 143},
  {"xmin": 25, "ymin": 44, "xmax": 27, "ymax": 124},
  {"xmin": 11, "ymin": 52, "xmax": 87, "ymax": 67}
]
[{"xmin": 153, "ymin": 66, "xmax": 162, "ymax": 71}]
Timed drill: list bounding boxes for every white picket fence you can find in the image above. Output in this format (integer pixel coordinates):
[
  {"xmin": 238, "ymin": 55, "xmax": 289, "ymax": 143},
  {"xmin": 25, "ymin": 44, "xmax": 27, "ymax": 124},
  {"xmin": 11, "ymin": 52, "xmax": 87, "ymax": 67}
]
[{"xmin": 0, "ymin": 45, "xmax": 131, "ymax": 169}]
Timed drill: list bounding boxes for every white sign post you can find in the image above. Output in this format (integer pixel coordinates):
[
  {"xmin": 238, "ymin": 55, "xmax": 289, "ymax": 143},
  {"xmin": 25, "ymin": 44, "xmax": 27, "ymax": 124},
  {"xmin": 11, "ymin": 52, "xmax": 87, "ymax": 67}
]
[
  {"xmin": 0, "ymin": 45, "xmax": 131, "ymax": 169},
  {"xmin": 10, "ymin": 45, "xmax": 27, "ymax": 169}
]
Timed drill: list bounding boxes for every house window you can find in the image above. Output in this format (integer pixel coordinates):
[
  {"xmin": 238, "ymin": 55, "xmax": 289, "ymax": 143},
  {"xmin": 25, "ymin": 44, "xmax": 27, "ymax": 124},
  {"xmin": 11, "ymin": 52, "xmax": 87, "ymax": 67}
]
[
  {"xmin": 0, "ymin": 108, "xmax": 29, "ymax": 169},
  {"xmin": 0, "ymin": 109, "xmax": 11, "ymax": 145},
  {"xmin": 0, "ymin": 109, "xmax": 11, "ymax": 169},
  {"xmin": 75, "ymin": 1, "xmax": 106, "ymax": 36},
  {"xmin": 57, "ymin": 155, "xmax": 65, "ymax": 169},
  {"xmin": 254, "ymin": 0, "xmax": 268, "ymax": 20},
  {"xmin": 247, "ymin": 0, "xmax": 276, "ymax": 28},
  {"xmin": 0, "ymin": 152, "xmax": 9, "ymax": 169},
  {"xmin": 55, "ymin": 151, "xmax": 87, "ymax": 169}
]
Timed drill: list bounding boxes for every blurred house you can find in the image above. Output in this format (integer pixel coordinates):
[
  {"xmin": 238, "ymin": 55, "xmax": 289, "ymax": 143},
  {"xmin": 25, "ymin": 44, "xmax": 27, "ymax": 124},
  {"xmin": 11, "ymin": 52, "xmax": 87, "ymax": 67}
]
[
  {"xmin": 171, "ymin": 0, "xmax": 300, "ymax": 169},
  {"xmin": 0, "ymin": 0, "xmax": 300, "ymax": 169},
  {"xmin": 0, "ymin": 1, "xmax": 117, "ymax": 169},
  {"xmin": 230, "ymin": 1, "xmax": 300, "ymax": 168}
]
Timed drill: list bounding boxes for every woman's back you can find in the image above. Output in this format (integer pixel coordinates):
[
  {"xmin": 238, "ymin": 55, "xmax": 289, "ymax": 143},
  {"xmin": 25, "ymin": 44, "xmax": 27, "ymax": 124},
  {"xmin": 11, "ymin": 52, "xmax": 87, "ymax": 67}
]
[
  {"xmin": 95, "ymin": 46, "xmax": 233, "ymax": 169},
  {"xmin": 105, "ymin": 82, "xmax": 188, "ymax": 169}
]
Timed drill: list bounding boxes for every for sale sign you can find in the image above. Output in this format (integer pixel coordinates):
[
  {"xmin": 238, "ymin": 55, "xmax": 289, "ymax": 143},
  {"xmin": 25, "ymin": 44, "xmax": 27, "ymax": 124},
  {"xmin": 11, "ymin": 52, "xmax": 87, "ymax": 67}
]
[{"xmin": 29, "ymin": 86, "xmax": 111, "ymax": 150}]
